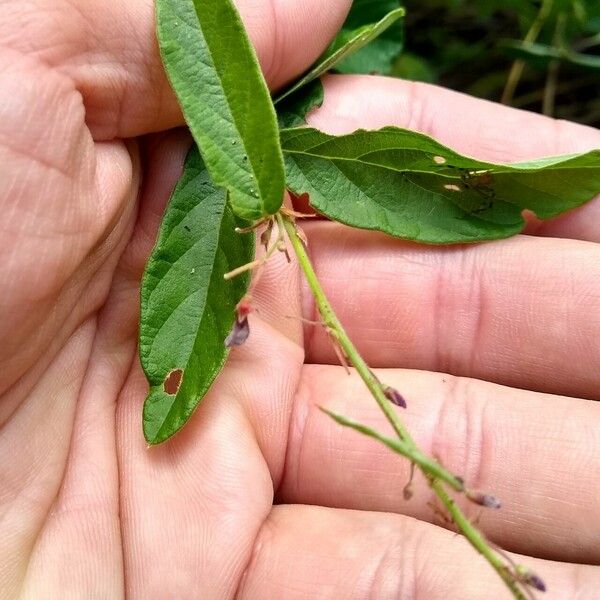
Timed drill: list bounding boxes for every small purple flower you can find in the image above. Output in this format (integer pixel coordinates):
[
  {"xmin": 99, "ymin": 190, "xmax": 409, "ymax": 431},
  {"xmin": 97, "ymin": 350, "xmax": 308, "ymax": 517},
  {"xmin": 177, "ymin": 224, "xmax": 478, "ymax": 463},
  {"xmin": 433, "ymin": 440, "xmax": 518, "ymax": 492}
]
[
  {"xmin": 466, "ymin": 490, "xmax": 501, "ymax": 509},
  {"xmin": 527, "ymin": 573, "xmax": 547, "ymax": 593},
  {"xmin": 383, "ymin": 386, "xmax": 407, "ymax": 409},
  {"xmin": 225, "ymin": 317, "xmax": 250, "ymax": 347},
  {"xmin": 516, "ymin": 566, "xmax": 547, "ymax": 592}
]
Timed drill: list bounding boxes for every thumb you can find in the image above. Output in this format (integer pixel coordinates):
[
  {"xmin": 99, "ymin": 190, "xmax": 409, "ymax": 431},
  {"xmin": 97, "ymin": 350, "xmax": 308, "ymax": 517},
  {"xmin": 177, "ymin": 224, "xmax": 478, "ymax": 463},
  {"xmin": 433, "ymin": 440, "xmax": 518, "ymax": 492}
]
[{"xmin": 1, "ymin": 0, "xmax": 351, "ymax": 139}]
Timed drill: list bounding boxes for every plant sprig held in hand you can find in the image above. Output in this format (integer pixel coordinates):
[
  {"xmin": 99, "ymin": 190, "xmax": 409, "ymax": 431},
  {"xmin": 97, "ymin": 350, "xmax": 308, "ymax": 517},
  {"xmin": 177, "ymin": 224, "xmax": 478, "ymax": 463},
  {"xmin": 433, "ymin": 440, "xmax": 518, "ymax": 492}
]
[{"xmin": 141, "ymin": 0, "xmax": 600, "ymax": 597}]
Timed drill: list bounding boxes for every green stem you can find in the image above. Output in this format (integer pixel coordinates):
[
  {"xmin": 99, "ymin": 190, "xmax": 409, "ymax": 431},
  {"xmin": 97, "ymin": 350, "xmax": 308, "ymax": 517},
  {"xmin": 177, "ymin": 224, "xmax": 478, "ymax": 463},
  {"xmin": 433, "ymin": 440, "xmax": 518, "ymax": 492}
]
[
  {"xmin": 502, "ymin": 0, "xmax": 554, "ymax": 105},
  {"xmin": 321, "ymin": 407, "xmax": 465, "ymax": 490},
  {"xmin": 280, "ymin": 216, "xmax": 410, "ymax": 442},
  {"xmin": 430, "ymin": 479, "xmax": 528, "ymax": 600},
  {"xmin": 281, "ymin": 214, "xmax": 531, "ymax": 600}
]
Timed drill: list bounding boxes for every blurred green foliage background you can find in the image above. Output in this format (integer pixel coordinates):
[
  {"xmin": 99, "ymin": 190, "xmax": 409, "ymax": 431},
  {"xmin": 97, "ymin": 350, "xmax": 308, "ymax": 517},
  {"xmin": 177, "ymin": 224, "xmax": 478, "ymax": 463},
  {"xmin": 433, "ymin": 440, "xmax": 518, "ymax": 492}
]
[{"xmin": 390, "ymin": 0, "xmax": 600, "ymax": 126}]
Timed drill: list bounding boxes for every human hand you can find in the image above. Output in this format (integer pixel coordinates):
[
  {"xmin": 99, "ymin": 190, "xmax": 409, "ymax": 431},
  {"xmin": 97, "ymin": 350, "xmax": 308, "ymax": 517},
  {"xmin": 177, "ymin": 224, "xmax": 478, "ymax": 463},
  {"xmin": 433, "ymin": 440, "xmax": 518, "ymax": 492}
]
[
  {"xmin": 0, "ymin": 0, "xmax": 350, "ymax": 596},
  {"xmin": 2, "ymin": 1, "xmax": 600, "ymax": 599}
]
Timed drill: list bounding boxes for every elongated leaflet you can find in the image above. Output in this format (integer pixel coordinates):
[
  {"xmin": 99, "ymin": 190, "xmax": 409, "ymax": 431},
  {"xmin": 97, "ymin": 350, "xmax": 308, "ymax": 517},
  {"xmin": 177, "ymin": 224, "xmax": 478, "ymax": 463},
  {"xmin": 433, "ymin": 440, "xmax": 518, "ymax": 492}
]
[
  {"xmin": 157, "ymin": 0, "xmax": 285, "ymax": 220},
  {"xmin": 281, "ymin": 125, "xmax": 600, "ymax": 243},
  {"xmin": 140, "ymin": 147, "xmax": 254, "ymax": 444}
]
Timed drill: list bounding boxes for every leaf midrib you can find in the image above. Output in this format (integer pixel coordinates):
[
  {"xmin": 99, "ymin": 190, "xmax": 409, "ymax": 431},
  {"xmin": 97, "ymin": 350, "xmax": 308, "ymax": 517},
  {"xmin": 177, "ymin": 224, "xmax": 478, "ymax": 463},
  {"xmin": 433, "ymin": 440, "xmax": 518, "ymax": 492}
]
[
  {"xmin": 292, "ymin": 155, "xmax": 501, "ymax": 237},
  {"xmin": 152, "ymin": 248, "xmax": 232, "ymax": 442},
  {"xmin": 189, "ymin": 5, "xmax": 261, "ymax": 210},
  {"xmin": 282, "ymin": 144, "xmax": 599, "ymax": 175}
]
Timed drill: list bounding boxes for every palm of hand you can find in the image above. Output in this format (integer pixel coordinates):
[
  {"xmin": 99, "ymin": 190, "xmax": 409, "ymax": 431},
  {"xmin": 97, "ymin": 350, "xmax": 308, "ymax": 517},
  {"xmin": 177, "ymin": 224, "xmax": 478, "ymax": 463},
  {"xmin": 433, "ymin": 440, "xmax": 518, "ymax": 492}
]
[
  {"xmin": 2, "ymin": 2, "xmax": 600, "ymax": 599},
  {"xmin": 0, "ymin": 2, "xmax": 340, "ymax": 596}
]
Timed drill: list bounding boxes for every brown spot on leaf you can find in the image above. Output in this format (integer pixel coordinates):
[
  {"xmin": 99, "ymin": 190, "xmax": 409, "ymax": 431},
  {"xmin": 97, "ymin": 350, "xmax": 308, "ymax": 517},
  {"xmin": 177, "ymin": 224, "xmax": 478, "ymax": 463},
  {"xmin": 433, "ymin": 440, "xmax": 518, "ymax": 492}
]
[{"xmin": 163, "ymin": 369, "xmax": 183, "ymax": 395}]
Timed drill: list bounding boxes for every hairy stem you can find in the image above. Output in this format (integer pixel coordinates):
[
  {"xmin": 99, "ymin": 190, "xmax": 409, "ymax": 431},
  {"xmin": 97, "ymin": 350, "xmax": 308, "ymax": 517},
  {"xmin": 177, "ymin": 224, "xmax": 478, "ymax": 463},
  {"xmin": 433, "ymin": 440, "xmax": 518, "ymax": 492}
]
[
  {"xmin": 279, "ymin": 214, "xmax": 417, "ymax": 448},
  {"xmin": 429, "ymin": 479, "xmax": 528, "ymax": 599},
  {"xmin": 281, "ymin": 213, "xmax": 532, "ymax": 600}
]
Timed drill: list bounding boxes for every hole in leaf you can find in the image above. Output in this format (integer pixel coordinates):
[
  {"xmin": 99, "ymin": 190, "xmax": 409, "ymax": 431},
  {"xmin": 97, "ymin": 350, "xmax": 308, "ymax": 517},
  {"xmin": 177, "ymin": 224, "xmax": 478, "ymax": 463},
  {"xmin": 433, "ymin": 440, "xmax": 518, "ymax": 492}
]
[
  {"xmin": 444, "ymin": 184, "xmax": 462, "ymax": 192},
  {"xmin": 433, "ymin": 156, "xmax": 446, "ymax": 164},
  {"xmin": 163, "ymin": 369, "xmax": 183, "ymax": 395}
]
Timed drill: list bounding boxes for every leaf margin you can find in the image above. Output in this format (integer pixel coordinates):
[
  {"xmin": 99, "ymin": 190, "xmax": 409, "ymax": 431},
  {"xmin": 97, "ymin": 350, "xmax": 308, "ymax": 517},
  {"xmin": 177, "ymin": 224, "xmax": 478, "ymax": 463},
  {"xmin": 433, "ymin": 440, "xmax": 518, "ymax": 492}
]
[
  {"xmin": 274, "ymin": 7, "xmax": 405, "ymax": 104},
  {"xmin": 140, "ymin": 145, "xmax": 254, "ymax": 445}
]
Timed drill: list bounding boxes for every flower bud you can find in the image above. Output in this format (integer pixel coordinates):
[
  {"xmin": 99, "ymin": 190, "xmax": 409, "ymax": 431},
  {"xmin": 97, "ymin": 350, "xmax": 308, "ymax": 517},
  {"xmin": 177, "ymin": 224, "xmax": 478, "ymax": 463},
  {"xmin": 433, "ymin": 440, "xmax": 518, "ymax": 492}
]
[
  {"xmin": 236, "ymin": 296, "xmax": 253, "ymax": 319},
  {"xmin": 516, "ymin": 565, "xmax": 546, "ymax": 592},
  {"xmin": 225, "ymin": 317, "xmax": 250, "ymax": 347},
  {"xmin": 466, "ymin": 490, "xmax": 501, "ymax": 509},
  {"xmin": 260, "ymin": 222, "xmax": 273, "ymax": 249},
  {"xmin": 383, "ymin": 386, "xmax": 407, "ymax": 409}
]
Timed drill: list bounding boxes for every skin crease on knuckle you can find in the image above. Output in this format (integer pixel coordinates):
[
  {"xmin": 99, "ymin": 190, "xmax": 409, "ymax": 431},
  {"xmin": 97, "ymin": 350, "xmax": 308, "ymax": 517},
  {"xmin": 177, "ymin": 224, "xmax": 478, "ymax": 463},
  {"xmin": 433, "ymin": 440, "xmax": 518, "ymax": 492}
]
[
  {"xmin": 234, "ymin": 504, "xmax": 599, "ymax": 599},
  {"xmin": 280, "ymin": 358, "xmax": 600, "ymax": 560}
]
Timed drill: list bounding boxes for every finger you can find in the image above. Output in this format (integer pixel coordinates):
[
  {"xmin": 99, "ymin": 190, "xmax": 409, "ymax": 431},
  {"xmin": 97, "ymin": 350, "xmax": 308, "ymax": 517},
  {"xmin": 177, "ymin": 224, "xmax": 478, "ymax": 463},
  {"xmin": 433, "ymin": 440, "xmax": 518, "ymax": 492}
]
[
  {"xmin": 301, "ymin": 222, "xmax": 600, "ymax": 400},
  {"xmin": 238, "ymin": 504, "xmax": 599, "ymax": 600},
  {"xmin": 0, "ymin": 322, "xmax": 95, "ymax": 597},
  {"xmin": 17, "ymin": 322, "xmax": 128, "ymax": 598},
  {"xmin": 311, "ymin": 75, "xmax": 600, "ymax": 160},
  {"xmin": 277, "ymin": 364, "xmax": 600, "ymax": 563},
  {"xmin": 1, "ymin": 0, "xmax": 351, "ymax": 139},
  {"xmin": 308, "ymin": 75, "xmax": 600, "ymax": 242},
  {"xmin": 117, "ymin": 304, "xmax": 305, "ymax": 598},
  {"xmin": 117, "ymin": 364, "xmax": 273, "ymax": 599},
  {"xmin": 0, "ymin": 46, "xmax": 138, "ymax": 395}
]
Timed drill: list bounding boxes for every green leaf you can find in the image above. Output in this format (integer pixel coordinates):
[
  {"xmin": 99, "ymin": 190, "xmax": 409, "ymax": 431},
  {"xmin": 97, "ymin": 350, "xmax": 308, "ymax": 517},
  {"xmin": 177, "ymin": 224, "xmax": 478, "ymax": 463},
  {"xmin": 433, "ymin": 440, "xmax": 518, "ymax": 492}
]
[
  {"xmin": 276, "ymin": 80, "xmax": 325, "ymax": 129},
  {"xmin": 281, "ymin": 126, "xmax": 600, "ymax": 244},
  {"xmin": 140, "ymin": 147, "xmax": 254, "ymax": 444},
  {"xmin": 274, "ymin": 7, "xmax": 405, "ymax": 104},
  {"xmin": 156, "ymin": 0, "xmax": 285, "ymax": 220},
  {"xmin": 334, "ymin": 0, "xmax": 405, "ymax": 75}
]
